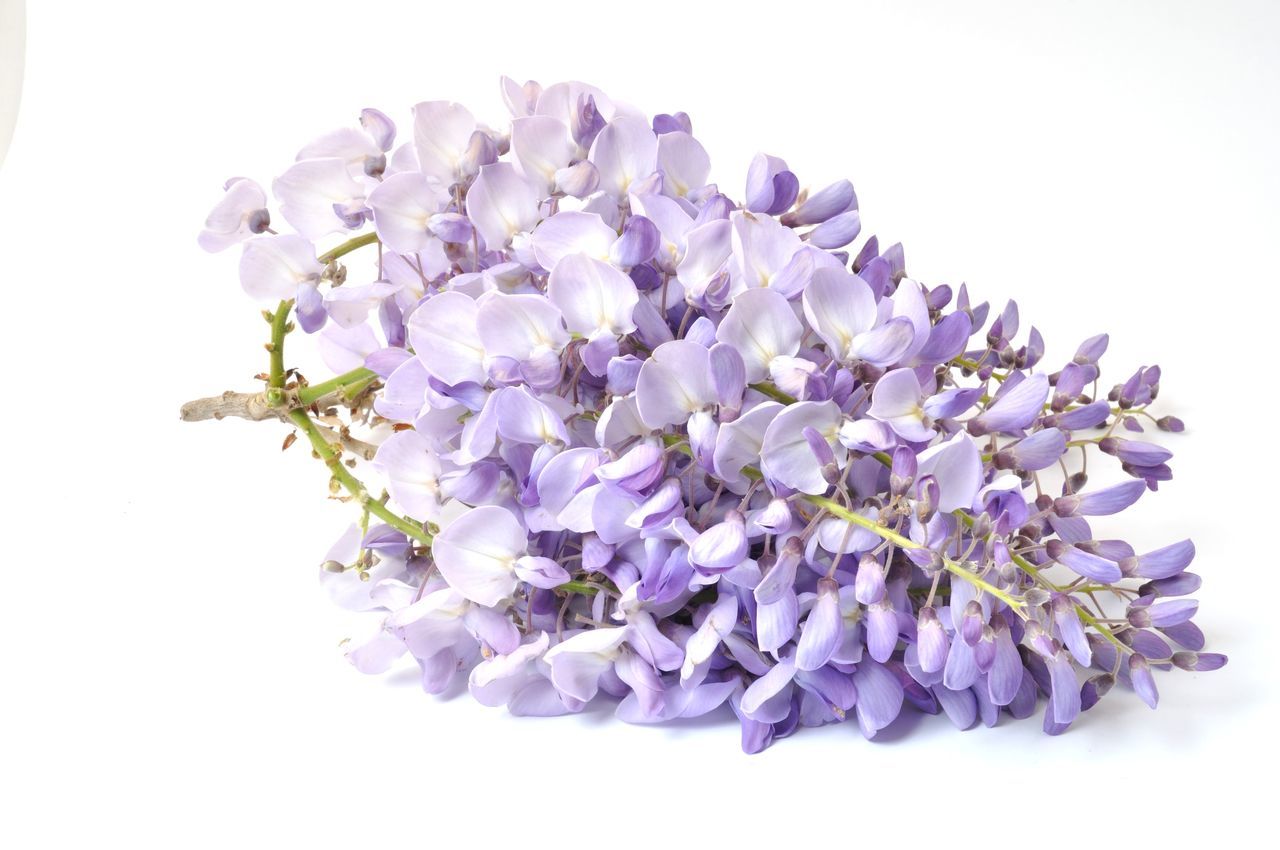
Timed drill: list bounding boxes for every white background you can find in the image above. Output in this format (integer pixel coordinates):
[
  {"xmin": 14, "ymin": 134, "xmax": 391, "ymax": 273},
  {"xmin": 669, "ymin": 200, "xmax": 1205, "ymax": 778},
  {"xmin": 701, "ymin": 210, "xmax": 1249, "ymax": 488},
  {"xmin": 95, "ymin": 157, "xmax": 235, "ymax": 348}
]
[{"xmin": 2, "ymin": 1, "xmax": 1277, "ymax": 846}]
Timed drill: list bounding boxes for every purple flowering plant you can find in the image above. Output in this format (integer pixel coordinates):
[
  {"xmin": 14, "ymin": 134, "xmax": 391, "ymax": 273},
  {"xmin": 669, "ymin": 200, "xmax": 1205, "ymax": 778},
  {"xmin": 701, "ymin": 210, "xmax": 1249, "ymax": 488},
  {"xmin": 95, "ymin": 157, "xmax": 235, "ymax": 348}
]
[{"xmin": 183, "ymin": 78, "xmax": 1224, "ymax": 752}]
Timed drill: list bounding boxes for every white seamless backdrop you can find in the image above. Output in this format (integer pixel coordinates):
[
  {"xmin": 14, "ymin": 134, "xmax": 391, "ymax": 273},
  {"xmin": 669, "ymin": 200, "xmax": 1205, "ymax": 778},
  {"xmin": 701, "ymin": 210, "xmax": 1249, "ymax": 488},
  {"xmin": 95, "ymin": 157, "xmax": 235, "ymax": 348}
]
[{"xmin": 1, "ymin": 2, "xmax": 1276, "ymax": 847}]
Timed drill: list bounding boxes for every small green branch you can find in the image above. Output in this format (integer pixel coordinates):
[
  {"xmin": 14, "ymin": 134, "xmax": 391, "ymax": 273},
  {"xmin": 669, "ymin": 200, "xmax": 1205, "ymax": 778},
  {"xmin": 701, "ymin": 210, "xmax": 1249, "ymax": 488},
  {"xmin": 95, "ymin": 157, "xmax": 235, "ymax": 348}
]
[
  {"xmin": 557, "ymin": 580, "xmax": 602, "ymax": 596},
  {"xmin": 1010, "ymin": 551, "xmax": 1131, "ymax": 653},
  {"xmin": 1076, "ymin": 605, "xmax": 1131, "ymax": 654},
  {"xmin": 748, "ymin": 382, "xmax": 797, "ymax": 404},
  {"xmin": 287, "ymin": 408, "xmax": 432, "ymax": 545},
  {"xmin": 809, "ymin": 496, "xmax": 1026, "ymax": 614},
  {"xmin": 808, "ymin": 495, "xmax": 915, "ymax": 549},
  {"xmin": 266, "ymin": 299, "xmax": 293, "ymax": 404},
  {"xmin": 297, "ymin": 367, "xmax": 378, "ymax": 406},
  {"xmin": 319, "ymin": 231, "xmax": 379, "ymax": 265}
]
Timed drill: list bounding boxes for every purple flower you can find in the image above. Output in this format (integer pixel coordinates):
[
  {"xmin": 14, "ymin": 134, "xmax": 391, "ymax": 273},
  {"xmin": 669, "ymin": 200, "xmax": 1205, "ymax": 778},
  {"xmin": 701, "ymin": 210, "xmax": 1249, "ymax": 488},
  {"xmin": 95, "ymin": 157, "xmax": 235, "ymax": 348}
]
[{"xmin": 192, "ymin": 76, "xmax": 1226, "ymax": 754}]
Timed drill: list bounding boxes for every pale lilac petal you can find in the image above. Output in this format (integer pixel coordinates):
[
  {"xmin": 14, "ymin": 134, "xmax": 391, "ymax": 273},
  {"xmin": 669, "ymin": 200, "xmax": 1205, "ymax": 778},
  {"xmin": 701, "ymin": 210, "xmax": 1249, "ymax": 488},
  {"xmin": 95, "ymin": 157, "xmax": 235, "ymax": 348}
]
[
  {"xmin": 789, "ymin": 180, "xmax": 857, "ymax": 225},
  {"xmin": 796, "ymin": 580, "xmax": 842, "ymax": 671},
  {"xmin": 589, "ymin": 115, "xmax": 659, "ymax": 198},
  {"xmin": 1129, "ymin": 654, "xmax": 1159, "ymax": 709},
  {"xmin": 198, "ymin": 178, "xmax": 268, "ymax": 252},
  {"xmin": 1053, "ymin": 594, "xmax": 1092, "ymax": 666},
  {"xmin": 868, "ymin": 368, "xmax": 933, "ymax": 442},
  {"xmin": 681, "ymin": 593, "xmax": 739, "ymax": 679},
  {"xmin": 345, "ymin": 626, "xmax": 408, "ymax": 674},
  {"xmin": 744, "ymin": 153, "xmax": 795, "ymax": 214},
  {"xmin": 690, "ymin": 511, "xmax": 749, "ymax": 573},
  {"xmin": 1058, "ymin": 480, "xmax": 1147, "ymax": 517},
  {"xmin": 656, "ymin": 131, "xmax": 710, "ymax": 198},
  {"xmin": 741, "ymin": 656, "xmax": 798, "ymax": 719},
  {"xmin": 729, "ymin": 211, "xmax": 804, "ymax": 294},
  {"xmin": 714, "ymin": 402, "xmax": 783, "ymax": 492},
  {"xmin": 431, "ymin": 506, "xmax": 525, "ymax": 606},
  {"xmin": 915, "ymin": 431, "xmax": 984, "ymax": 512},
  {"xmin": 272, "ymin": 158, "xmax": 366, "ymax": 241},
  {"xmin": 987, "ymin": 618, "xmax": 1023, "ymax": 706},
  {"xmin": 854, "ymin": 659, "xmax": 904, "ymax": 738},
  {"xmin": 547, "ymin": 254, "xmax": 639, "ymax": 337},
  {"xmin": 1045, "ymin": 540, "xmax": 1123, "ymax": 583},
  {"xmin": 807, "ymin": 209, "xmax": 862, "ymax": 249},
  {"xmin": 544, "ymin": 627, "xmax": 629, "ymax": 702},
  {"xmin": 848, "ymin": 318, "xmax": 916, "ymax": 367},
  {"xmin": 629, "ymin": 193, "xmax": 694, "ymax": 273},
  {"xmin": 716, "ymin": 287, "xmax": 803, "ymax": 382},
  {"xmin": 462, "ymin": 605, "xmax": 520, "ymax": 654},
  {"xmin": 836, "ymin": 419, "xmax": 897, "ymax": 453},
  {"xmin": 943, "ymin": 636, "xmax": 980, "ymax": 691},
  {"xmin": 760, "ymin": 400, "xmax": 847, "ymax": 495},
  {"xmin": 555, "ymin": 161, "xmax": 601, "ymax": 198},
  {"xmin": 866, "ymin": 600, "xmax": 898, "ymax": 662},
  {"xmin": 709, "ymin": 343, "xmax": 747, "ymax": 412},
  {"xmin": 495, "ymin": 386, "xmax": 571, "ymax": 446},
  {"xmin": 801, "ymin": 267, "xmax": 877, "ymax": 357},
  {"xmin": 368, "ymin": 171, "xmax": 450, "ymax": 254},
  {"xmin": 320, "ymin": 322, "xmax": 378, "ymax": 376},
  {"xmin": 466, "ymin": 162, "xmax": 541, "ymax": 250},
  {"xmin": 475, "ymin": 291, "xmax": 569, "ymax": 365},
  {"xmin": 411, "ymin": 100, "xmax": 477, "ymax": 186},
  {"xmin": 407, "ymin": 291, "xmax": 486, "ymax": 386},
  {"xmin": 1135, "ymin": 540, "xmax": 1195, "ymax": 580},
  {"xmin": 677, "ymin": 219, "xmax": 732, "ymax": 300},
  {"xmin": 972, "ymin": 373, "xmax": 1051, "ymax": 435},
  {"xmin": 614, "ymin": 648, "xmax": 665, "ymax": 719},
  {"xmin": 935, "ymin": 685, "xmax": 978, "ymax": 730},
  {"xmin": 373, "ymin": 429, "xmax": 444, "ymax": 522},
  {"xmin": 1006, "ymin": 428, "xmax": 1067, "ymax": 471},
  {"xmin": 513, "ymin": 555, "xmax": 571, "ymax": 589},
  {"xmin": 756, "ymin": 593, "xmax": 800, "ymax": 654},
  {"xmin": 530, "ymin": 211, "xmax": 616, "ymax": 270},
  {"xmin": 323, "ymin": 281, "xmax": 399, "ymax": 329},
  {"xmin": 635, "ymin": 340, "xmax": 716, "ymax": 429},
  {"xmin": 510, "ymin": 115, "xmax": 576, "ymax": 192},
  {"xmin": 1049, "ymin": 650, "xmax": 1082, "ymax": 723},
  {"xmin": 238, "ymin": 235, "xmax": 322, "ymax": 303},
  {"xmin": 917, "ymin": 607, "xmax": 949, "ymax": 673}
]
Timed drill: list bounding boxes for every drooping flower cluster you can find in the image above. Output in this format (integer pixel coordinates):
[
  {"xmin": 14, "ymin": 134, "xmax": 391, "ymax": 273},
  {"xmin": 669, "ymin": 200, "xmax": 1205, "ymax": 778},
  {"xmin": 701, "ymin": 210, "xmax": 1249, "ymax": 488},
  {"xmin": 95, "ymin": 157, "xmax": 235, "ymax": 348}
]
[{"xmin": 194, "ymin": 78, "xmax": 1224, "ymax": 752}]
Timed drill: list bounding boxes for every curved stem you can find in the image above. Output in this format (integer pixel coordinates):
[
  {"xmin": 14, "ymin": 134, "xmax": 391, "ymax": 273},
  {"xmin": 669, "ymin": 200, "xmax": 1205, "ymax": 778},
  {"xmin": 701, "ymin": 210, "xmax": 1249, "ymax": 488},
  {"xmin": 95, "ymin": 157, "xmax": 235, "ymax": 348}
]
[
  {"xmin": 297, "ymin": 367, "xmax": 377, "ymax": 406},
  {"xmin": 749, "ymin": 381, "xmax": 796, "ymax": 404},
  {"xmin": 287, "ymin": 408, "xmax": 432, "ymax": 544},
  {"xmin": 810, "ymin": 495, "xmax": 1026, "ymax": 613},
  {"xmin": 319, "ymin": 231, "xmax": 379, "ymax": 265}
]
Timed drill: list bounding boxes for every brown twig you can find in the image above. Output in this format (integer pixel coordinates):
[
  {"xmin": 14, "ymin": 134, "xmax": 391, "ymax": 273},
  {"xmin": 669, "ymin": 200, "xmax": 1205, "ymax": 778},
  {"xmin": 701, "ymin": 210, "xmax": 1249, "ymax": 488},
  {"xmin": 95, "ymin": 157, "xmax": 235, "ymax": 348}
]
[{"xmin": 179, "ymin": 388, "xmax": 380, "ymax": 460}]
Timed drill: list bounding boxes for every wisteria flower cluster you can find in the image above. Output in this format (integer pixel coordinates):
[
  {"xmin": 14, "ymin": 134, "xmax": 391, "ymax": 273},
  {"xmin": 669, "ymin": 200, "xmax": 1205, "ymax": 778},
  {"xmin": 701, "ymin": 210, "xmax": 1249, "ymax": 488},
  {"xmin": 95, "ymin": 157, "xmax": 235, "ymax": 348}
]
[{"xmin": 185, "ymin": 78, "xmax": 1224, "ymax": 752}]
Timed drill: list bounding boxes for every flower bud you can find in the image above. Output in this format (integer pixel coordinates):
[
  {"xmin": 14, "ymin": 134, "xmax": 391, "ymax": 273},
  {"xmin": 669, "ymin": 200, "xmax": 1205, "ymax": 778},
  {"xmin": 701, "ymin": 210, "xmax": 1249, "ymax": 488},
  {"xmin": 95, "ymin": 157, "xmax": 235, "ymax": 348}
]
[
  {"xmin": 247, "ymin": 208, "xmax": 271, "ymax": 234},
  {"xmin": 854, "ymin": 554, "xmax": 886, "ymax": 605},
  {"xmin": 917, "ymin": 606, "xmax": 949, "ymax": 673}
]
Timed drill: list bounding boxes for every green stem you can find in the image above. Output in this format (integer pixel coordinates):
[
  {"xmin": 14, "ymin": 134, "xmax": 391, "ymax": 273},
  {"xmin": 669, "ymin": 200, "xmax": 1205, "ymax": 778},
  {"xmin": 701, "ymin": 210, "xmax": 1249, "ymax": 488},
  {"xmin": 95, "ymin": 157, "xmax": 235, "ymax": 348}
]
[
  {"xmin": 265, "ymin": 299, "xmax": 293, "ymax": 406},
  {"xmin": 1009, "ymin": 551, "xmax": 1131, "ymax": 653},
  {"xmin": 557, "ymin": 580, "xmax": 601, "ymax": 596},
  {"xmin": 952, "ymin": 356, "xmax": 1006, "ymax": 381},
  {"xmin": 319, "ymin": 231, "xmax": 379, "ymax": 265},
  {"xmin": 748, "ymin": 382, "xmax": 797, "ymax": 404},
  {"xmin": 263, "ymin": 276, "xmax": 604, "ymax": 598},
  {"xmin": 1076, "ymin": 605, "xmax": 1130, "ymax": 654},
  {"xmin": 808, "ymin": 495, "xmax": 914, "ymax": 549},
  {"xmin": 297, "ymin": 367, "xmax": 378, "ymax": 406},
  {"xmin": 288, "ymin": 407, "xmax": 432, "ymax": 544},
  {"xmin": 808, "ymin": 495, "xmax": 1026, "ymax": 613}
]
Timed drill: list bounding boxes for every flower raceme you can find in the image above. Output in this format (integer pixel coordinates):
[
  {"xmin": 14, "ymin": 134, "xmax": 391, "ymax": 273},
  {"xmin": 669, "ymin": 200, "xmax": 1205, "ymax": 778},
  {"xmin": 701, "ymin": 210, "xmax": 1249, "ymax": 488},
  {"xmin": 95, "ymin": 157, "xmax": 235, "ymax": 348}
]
[{"xmin": 193, "ymin": 77, "xmax": 1224, "ymax": 753}]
